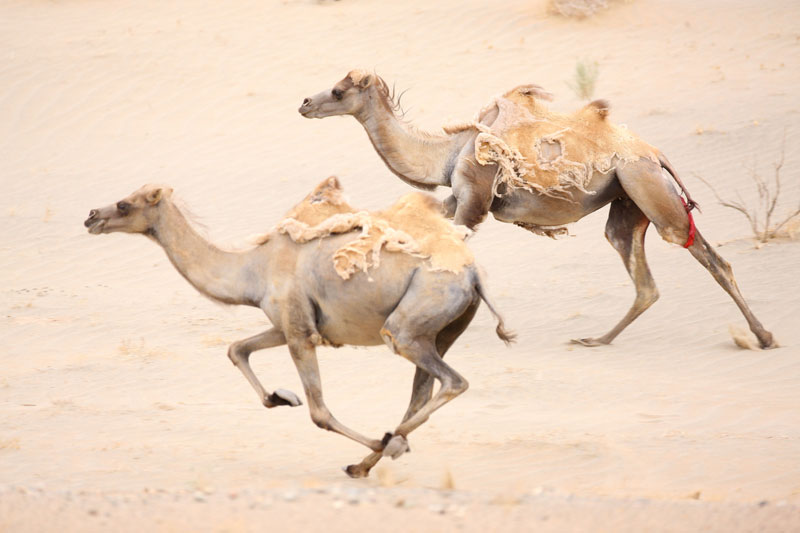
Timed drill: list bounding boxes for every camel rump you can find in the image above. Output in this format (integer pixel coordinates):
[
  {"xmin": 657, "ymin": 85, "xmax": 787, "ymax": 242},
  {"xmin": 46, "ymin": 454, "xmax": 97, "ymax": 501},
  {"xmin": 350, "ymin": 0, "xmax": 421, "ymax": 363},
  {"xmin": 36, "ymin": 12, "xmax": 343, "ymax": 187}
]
[
  {"xmin": 447, "ymin": 85, "xmax": 661, "ymax": 199},
  {"xmin": 268, "ymin": 177, "xmax": 474, "ymax": 280}
]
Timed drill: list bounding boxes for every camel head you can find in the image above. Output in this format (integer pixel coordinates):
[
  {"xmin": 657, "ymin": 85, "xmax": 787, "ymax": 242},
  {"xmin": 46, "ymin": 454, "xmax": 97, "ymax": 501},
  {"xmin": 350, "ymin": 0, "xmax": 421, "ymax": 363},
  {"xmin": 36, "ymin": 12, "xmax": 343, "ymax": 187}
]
[
  {"xmin": 298, "ymin": 69, "xmax": 382, "ymax": 119},
  {"xmin": 84, "ymin": 184, "xmax": 173, "ymax": 235}
]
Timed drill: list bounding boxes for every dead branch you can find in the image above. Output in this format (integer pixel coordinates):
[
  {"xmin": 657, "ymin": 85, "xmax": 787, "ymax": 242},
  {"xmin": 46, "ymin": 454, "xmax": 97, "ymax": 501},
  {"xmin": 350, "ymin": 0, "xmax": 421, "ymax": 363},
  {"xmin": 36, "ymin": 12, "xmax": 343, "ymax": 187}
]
[{"xmin": 694, "ymin": 130, "xmax": 798, "ymax": 243}]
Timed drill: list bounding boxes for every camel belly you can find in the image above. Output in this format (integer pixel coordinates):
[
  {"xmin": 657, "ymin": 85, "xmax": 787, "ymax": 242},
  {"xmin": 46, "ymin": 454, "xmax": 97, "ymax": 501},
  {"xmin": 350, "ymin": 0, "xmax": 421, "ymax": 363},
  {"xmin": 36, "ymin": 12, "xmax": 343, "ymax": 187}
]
[
  {"xmin": 490, "ymin": 173, "xmax": 623, "ymax": 226},
  {"xmin": 302, "ymin": 246, "xmax": 423, "ymax": 347}
]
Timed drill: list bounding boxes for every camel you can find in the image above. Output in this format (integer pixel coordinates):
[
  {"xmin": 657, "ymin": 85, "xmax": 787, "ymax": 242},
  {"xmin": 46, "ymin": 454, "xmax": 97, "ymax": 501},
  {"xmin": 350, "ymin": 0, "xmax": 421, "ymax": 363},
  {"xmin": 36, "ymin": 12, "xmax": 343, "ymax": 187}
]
[
  {"xmin": 298, "ymin": 70, "xmax": 776, "ymax": 349},
  {"xmin": 84, "ymin": 178, "xmax": 513, "ymax": 478}
]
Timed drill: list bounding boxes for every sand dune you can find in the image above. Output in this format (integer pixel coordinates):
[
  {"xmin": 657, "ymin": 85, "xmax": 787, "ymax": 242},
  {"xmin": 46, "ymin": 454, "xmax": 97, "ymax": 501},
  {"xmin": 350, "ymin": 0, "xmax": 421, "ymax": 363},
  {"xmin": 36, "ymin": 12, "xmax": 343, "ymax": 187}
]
[{"xmin": 1, "ymin": 0, "xmax": 799, "ymax": 530}]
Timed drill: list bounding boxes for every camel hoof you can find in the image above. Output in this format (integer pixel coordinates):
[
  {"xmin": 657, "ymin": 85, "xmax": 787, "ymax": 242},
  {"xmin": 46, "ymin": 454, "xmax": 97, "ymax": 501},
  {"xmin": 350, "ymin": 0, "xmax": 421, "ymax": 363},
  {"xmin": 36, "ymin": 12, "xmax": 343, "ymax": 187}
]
[
  {"xmin": 570, "ymin": 337, "xmax": 608, "ymax": 347},
  {"xmin": 382, "ymin": 435, "xmax": 410, "ymax": 460},
  {"xmin": 266, "ymin": 389, "xmax": 302, "ymax": 408},
  {"xmin": 342, "ymin": 464, "xmax": 370, "ymax": 479},
  {"xmin": 758, "ymin": 333, "xmax": 779, "ymax": 350}
]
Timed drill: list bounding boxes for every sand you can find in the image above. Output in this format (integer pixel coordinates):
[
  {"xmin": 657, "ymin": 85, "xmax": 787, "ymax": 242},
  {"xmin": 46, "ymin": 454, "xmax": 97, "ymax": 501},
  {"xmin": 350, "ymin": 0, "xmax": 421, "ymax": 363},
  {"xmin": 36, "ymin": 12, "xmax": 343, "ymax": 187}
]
[{"xmin": 1, "ymin": 0, "xmax": 799, "ymax": 531}]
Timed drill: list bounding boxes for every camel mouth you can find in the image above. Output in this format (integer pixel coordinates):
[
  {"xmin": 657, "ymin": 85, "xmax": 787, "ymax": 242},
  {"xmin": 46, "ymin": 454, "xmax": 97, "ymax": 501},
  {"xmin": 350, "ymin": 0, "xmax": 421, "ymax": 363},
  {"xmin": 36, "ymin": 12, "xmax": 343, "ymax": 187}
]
[
  {"xmin": 298, "ymin": 104, "xmax": 313, "ymax": 117},
  {"xmin": 85, "ymin": 218, "xmax": 106, "ymax": 234}
]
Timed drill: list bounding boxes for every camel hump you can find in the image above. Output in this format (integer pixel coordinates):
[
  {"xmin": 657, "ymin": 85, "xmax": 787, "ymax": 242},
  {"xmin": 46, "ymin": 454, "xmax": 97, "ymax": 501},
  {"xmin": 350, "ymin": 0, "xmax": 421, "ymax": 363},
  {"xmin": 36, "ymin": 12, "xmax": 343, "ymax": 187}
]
[
  {"xmin": 392, "ymin": 191, "xmax": 442, "ymax": 215},
  {"xmin": 504, "ymin": 84, "xmax": 554, "ymax": 102},
  {"xmin": 586, "ymin": 99, "xmax": 610, "ymax": 119}
]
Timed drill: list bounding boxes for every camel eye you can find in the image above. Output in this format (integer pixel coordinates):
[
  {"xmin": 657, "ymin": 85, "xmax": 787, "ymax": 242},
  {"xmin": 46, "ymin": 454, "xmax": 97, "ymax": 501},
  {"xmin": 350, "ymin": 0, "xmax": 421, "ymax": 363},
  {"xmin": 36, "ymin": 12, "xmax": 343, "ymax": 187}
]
[
  {"xmin": 117, "ymin": 201, "xmax": 130, "ymax": 215},
  {"xmin": 332, "ymin": 88, "xmax": 343, "ymax": 100}
]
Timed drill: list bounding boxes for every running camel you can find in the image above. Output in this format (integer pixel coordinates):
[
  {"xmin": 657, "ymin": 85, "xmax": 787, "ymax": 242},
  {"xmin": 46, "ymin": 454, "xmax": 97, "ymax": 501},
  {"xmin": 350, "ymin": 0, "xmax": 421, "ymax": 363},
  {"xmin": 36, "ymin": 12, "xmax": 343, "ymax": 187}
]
[
  {"xmin": 84, "ymin": 177, "xmax": 513, "ymax": 478},
  {"xmin": 299, "ymin": 70, "xmax": 775, "ymax": 349}
]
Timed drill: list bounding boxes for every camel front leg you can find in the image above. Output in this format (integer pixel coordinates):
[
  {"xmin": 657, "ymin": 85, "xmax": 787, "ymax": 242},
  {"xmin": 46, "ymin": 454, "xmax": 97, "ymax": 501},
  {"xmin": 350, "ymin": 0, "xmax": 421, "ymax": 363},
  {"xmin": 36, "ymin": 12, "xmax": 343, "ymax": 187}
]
[
  {"xmin": 442, "ymin": 194, "xmax": 457, "ymax": 219},
  {"xmin": 227, "ymin": 328, "xmax": 302, "ymax": 408},
  {"xmin": 451, "ymin": 158, "xmax": 495, "ymax": 230},
  {"xmin": 287, "ymin": 338, "xmax": 385, "ymax": 453},
  {"xmin": 573, "ymin": 198, "xmax": 658, "ymax": 346}
]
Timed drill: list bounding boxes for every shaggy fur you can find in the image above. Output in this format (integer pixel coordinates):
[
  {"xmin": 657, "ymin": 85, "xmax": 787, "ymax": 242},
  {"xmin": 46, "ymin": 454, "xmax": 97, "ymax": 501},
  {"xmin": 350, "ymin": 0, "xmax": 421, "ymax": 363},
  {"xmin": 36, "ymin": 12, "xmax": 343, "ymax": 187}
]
[
  {"xmin": 268, "ymin": 177, "xmax": 473, "ymax": 280},
  {"xmin": 450, "ymin": 85, "xmax": 661, "ymax": 199}
]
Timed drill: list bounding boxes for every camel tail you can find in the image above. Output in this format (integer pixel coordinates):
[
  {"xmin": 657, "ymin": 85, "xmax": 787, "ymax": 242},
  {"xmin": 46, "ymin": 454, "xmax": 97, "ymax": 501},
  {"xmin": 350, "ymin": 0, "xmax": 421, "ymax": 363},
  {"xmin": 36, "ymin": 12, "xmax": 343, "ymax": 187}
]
[
  {"xmin": 474, "ymin": 268, "xmax": 516, "ymax": 346},
  {"xmin": 658, "ymin": 152, "xmax": 700, "ymax": 212}
]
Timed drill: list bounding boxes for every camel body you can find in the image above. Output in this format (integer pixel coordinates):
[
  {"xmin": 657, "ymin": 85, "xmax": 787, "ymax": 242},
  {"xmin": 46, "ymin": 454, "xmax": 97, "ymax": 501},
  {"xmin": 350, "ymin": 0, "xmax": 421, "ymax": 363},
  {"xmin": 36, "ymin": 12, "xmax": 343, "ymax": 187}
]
[
  {"xmin": 299, "ymin": 70, "xmax": 775, "ymax": 348},
  {"xmin": 84, "ymin": 178, "xmax": 512, "ymax": 478}
]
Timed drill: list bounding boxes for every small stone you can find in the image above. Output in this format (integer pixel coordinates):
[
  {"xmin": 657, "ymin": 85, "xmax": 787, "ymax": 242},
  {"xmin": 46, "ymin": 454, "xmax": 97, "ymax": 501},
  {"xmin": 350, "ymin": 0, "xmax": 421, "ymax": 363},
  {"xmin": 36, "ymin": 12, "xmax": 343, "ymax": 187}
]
[
  {"xmin": 193, "ymin": 491, "xmax": 206, "ymax": 502},
  {"xmin": 428, "ymin": 503, "xmax": 446, "ymax": 514}
]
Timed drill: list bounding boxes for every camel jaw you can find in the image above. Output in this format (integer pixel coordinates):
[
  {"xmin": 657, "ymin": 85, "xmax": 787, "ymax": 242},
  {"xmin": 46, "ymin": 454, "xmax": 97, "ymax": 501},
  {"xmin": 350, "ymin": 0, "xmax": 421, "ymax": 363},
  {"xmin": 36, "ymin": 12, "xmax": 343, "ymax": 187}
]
[
  {"xmin": 85, "ymin": 218, "xmax": 106, "ymax": 234},
  {"xmin": 298, "ymin": 105, "xmax": 320, "ymax": 118}
]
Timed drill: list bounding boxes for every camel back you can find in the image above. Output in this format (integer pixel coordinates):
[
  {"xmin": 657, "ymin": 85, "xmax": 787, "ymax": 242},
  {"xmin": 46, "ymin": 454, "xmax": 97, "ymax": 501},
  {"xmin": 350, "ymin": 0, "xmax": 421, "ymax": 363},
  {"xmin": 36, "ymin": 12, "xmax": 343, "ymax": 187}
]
[
  {"xmin": 450, "ymin": 85, "xmax": 661, "ymax": 198},
  {"xmin": 273, "ymin": 177, "xmax": 473, "ymax": 280}
]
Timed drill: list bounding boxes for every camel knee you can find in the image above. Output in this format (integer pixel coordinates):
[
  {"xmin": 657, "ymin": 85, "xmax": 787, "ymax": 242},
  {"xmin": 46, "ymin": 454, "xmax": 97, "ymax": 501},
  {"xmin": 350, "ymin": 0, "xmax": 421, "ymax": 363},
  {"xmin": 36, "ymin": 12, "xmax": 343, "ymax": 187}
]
[
  {"xmin": 442, "ymin": 374, "xmax": 469, "ymax": 398},
  {"xmin": 442, "ymin": 195, "xmax": 457, "ymax": 219},
  {"xmin": 380, "ymin": 327, "xmax": 400, "ymax": 354},
  {"xmin": 309, "ymin": 408, "xmax": 333, "ymax": 431},
  {"xmin": 635, "ymin": 286, "xmax": 659, "ymax": 309},
  {"xmin": 227, "ymin": 343, "xmax": 248, "ymax": 367}
]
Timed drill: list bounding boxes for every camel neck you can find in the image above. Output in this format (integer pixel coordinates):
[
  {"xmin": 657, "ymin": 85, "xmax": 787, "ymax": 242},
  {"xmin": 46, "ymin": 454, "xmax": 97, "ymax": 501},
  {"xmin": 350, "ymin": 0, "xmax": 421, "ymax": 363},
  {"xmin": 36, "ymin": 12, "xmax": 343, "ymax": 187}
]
[
  {"xmin": 355, "ymin": 93, "xmax": 460, "ymax": 190},
  {"xmin": 150, "ymin": 202, "xmax": 262, "ymax": 307}
]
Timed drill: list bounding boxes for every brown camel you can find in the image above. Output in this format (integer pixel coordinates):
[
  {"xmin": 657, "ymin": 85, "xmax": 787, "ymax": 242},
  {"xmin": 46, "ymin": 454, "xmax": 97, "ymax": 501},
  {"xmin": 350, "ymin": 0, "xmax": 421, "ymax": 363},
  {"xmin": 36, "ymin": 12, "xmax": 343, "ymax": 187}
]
[
  {"xmin": 298, "ymin": 70, "xmax": 776, "ymax": 349},
  {"xmin": 84, "ymin": 178, "xmax": 513, "ymax": 478}
]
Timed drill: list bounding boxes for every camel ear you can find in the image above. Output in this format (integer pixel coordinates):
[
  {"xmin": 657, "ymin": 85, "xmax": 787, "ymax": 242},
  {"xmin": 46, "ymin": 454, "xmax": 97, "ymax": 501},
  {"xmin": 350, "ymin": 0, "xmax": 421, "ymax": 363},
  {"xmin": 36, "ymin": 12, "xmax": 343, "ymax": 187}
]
[
  {"xmin": 145, "ymin": 187, "xmax": 169, "ymax": 205},
  {"xmin": 357, "ymin": 74, "xmax": 372, "ymax": 89}
]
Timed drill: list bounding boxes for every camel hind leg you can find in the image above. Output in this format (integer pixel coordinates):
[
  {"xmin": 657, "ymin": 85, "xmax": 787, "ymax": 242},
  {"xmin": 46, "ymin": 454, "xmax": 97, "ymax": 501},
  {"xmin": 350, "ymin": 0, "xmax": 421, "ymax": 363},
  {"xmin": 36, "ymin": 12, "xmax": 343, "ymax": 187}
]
[
  {"xmin": 344, "ymin": 300, "xmax": 479, "ymax": 478},
  {"xmin": 687, "ymin": 231, "xmax": 775, "ymax": 348},
  {"xmin": 343, "ymin": 272, "xmax": 474, "ymax": 477},
  {"xmin": 573, "ymin": 197, "xmax": 658, "ymax": 346},
  {"xmin": 615, "ymin": 158, "xmax": 775, "ymax": 348}
]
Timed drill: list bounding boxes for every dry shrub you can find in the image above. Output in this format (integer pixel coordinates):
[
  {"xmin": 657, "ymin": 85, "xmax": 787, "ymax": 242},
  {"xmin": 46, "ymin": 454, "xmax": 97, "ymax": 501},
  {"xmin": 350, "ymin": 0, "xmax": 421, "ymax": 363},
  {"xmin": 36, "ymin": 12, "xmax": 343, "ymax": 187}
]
[
  {"xmin": 696, "ymin": 132, "xmax": 799, "ymax": 244},
  {"xmin": 567, "ymin": 58, "xmax": 599, "ymax": 100},
  {"xmin": 548, "ymin": 0, "xmax": 608, "ymax": 18},
  {"xmin": 0, "ymin": 438, "xmax": 21, "ymax": 450}
]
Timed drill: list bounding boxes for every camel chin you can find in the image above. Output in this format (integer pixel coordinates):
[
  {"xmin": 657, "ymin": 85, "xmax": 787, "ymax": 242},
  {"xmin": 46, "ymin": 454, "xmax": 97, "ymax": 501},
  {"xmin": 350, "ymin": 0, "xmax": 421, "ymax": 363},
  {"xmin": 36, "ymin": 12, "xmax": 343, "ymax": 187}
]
[{"xmin": 86, "ymin": 220, "xmax": 106, "ymax": 234}]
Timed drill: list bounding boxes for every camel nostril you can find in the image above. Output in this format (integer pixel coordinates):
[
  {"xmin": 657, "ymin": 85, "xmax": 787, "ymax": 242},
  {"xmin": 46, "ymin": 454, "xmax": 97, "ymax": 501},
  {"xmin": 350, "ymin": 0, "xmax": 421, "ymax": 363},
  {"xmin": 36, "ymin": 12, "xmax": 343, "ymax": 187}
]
[
  {"xmin": 302, "ymin": 98, "xmax": 311, "ymax": 106},
  {"xmin": 89, "ymin": 209, "xmax": 98, "ymax": 219}
]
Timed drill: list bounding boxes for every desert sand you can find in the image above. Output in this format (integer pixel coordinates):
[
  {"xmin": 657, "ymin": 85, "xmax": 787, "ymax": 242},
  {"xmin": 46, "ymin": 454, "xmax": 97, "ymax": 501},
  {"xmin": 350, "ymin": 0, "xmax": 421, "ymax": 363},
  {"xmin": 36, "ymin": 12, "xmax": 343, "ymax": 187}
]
[{"xmin": 1, "ymin": 0, "xmax": 799, "ymax": 531}]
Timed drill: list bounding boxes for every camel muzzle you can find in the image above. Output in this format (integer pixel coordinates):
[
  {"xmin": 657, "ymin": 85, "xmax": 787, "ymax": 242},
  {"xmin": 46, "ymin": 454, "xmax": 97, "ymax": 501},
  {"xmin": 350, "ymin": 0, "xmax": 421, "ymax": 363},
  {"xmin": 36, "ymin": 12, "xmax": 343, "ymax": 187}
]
[
  {"xmin": 84, "ymin": 210, "xmax": 106, "ymax": 234},
  {"xmin": 298, "ymin": 99, "xmax": 312, "ymax": 115},
  {"xmin": 84, "ymin": 210, "xmax": 98, "ymax": 227}
]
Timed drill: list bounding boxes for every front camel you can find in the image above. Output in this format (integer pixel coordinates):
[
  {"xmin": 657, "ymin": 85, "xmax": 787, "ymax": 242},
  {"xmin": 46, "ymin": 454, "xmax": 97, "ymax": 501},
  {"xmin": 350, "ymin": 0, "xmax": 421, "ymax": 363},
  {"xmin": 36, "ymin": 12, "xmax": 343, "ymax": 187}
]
[
  {"xmin": 299, "ymin": 70, "xmax": 776, "ymax": 349},
  {"xmin": 84, "ymin": 177, "xmax": 513, "ymax": 478}
]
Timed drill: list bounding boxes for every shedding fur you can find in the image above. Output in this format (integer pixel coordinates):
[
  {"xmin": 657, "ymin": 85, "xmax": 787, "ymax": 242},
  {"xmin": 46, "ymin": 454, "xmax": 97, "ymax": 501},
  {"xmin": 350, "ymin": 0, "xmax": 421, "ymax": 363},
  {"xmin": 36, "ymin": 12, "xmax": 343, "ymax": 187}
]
[
  {"xmin": 271, "ymin": 177, "xmax": 473, "ymax": 280},
  {"xmin": 450, "ymin": 85, "xmax": 661, "ymax": 199}
]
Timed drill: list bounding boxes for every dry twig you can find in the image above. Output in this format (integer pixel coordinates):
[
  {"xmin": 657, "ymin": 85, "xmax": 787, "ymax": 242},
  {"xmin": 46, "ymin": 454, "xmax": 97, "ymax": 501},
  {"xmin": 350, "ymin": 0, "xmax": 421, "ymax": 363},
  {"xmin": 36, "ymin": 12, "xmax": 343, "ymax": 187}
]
[{"xmin": 695, "ymin": 131, "xmax": 799, "ymax": 243}]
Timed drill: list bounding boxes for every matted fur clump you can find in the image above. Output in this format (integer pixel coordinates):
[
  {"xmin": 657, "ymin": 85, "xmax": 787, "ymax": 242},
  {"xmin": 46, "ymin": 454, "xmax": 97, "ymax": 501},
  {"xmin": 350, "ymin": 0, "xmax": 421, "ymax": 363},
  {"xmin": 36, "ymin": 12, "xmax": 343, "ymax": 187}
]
[
  {"xmin": 447, "ymin": 85, "xmax": 661, "ymax": 199},
  {"xmin": 268, "ymin": 177, "xmax": 473, "ymax": 280}
]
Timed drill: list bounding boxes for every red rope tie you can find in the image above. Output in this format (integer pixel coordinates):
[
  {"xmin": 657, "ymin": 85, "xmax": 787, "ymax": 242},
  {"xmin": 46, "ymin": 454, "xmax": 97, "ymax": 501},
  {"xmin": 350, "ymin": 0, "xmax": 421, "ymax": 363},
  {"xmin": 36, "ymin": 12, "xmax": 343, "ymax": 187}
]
[{"xmin": 680, "ymin": 197, "xmax": 696, "ymax": 248}]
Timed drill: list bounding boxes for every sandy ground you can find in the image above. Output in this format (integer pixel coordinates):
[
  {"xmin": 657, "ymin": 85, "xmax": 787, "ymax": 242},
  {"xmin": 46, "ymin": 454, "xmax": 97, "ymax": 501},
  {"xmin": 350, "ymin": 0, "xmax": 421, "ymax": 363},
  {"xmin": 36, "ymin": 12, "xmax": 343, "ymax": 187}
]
[{"xmin": 2, "ymin": 0, "xmax": 800, "ymax": 531}]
